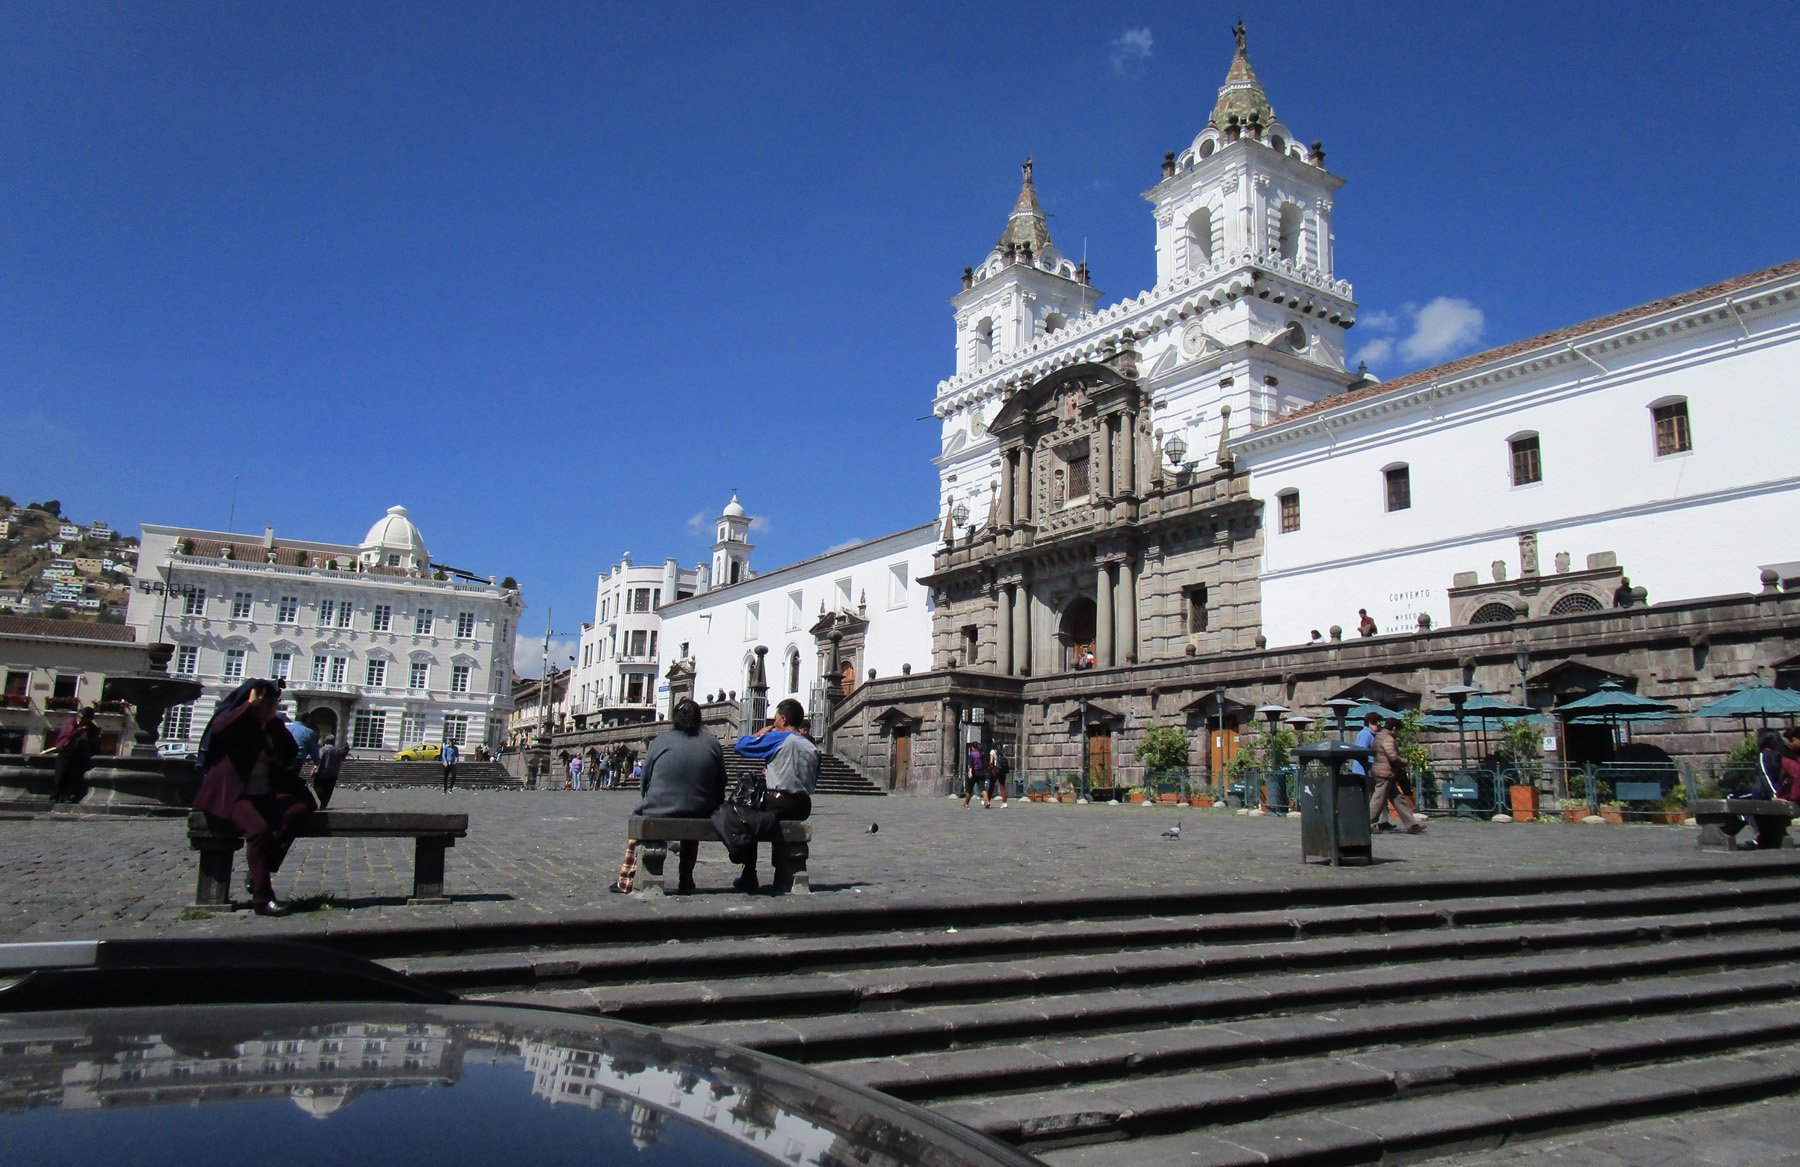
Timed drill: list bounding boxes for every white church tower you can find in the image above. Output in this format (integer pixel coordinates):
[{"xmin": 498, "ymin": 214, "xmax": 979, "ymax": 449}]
[
  {"xmin": 709, "ymin": 493, "xmax": 753, "ymax": 588},
  {"xmin": 1145, "ymin": 21, "xmax": 1355, "ymax": 384}
]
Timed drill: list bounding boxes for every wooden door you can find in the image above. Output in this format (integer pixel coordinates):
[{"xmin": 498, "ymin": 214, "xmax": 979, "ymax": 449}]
[
  {"xmin": 890, "ymin": 729, "xmax": 911, "ymax": 792},
  {"xmin": 1087, "ymin": 726, "xmax": 1112, "ymax": 786},
  {"xmin": 840, "ymin": 661, "xmax": 856, "ymax": 695},
  {"xmin": 1209, "ymin": 725, "xmax": 1239, "ymax": 779}
]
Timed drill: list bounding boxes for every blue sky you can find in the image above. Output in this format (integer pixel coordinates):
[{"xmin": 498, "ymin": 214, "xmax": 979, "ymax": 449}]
[{"xmin": 6, "ymin": 2, "xmax": 1798, "ymax": 672}]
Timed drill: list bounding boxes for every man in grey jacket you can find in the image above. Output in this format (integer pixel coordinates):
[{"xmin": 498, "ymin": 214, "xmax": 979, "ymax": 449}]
[{"xmin": 732, "ymin": 698, "xmax": 820, "ymax": 893}]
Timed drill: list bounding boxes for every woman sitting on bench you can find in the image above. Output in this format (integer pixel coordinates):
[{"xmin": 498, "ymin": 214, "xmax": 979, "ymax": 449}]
[
  {"xmin": 192, "ymin": 679, "xmax": 313, "ymax": 916},
  {"xmin": 611, "ymin": 698, "xmax": 726, "ymax": 894}
]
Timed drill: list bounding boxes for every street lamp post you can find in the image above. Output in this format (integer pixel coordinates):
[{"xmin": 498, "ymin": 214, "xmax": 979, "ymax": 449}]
[
  {"xmin": 1078, "ymin": 696, "xmax": 1090, "ymax": 803},
  {"xmin": 1436, "ymin": 683, "xmax": 1481, "ymax": 777},
  {"xmin": 1212, "ymin": 688, "xmax": 1226, "ymax": 799},
  {"xmin": 1323, "ymin": 697, "xmax": 1359, "ymax": 741},
  {"xmin": 1255, "ymin": 703, "xmax": 1290, "ymax": 812}
]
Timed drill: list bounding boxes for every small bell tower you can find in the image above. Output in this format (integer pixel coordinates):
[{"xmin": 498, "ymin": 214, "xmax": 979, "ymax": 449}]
[{"xmin": 710, "ymin": 493, "xmax": 753, "ymax": 588}]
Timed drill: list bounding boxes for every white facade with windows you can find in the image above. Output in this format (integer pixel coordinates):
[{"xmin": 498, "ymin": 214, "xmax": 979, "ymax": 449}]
[
  {"xmin": 126, "ymin": 506, "xmax": 522, "ymax": 753},
  {"xmin": 569, "ymin": 553, "xmax": 700, "ymax": 726},
  {"xmin": 1230, "ymin": 262, "xmax": 1800, "ymax": 644},
  {"xmin": 658, "ymin": 514, "xmax": 938, "ymax": 722}
]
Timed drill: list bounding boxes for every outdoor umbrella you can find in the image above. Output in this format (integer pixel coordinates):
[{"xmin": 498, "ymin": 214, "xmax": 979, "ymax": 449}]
[
  {"xmin": 1558, "ymin": 682, "xmax": 1675, "ymax": 761},
  {"xmin": 1690, "ymin": 683, "xmax": 1800, "ymax": 733}
]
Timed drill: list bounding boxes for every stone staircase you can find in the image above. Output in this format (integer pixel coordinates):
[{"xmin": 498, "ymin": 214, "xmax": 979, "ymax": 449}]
[
  {"xmin": 364, "ymin": 858, "xmax": 1800, "ymax": 1165},
  {"xmin": 336, "ymin": 758, "xmax": 517, "ymax": 788},
  {"xmin": 604, "ymin": 746, "xmax": 885, "ymax": 797}
]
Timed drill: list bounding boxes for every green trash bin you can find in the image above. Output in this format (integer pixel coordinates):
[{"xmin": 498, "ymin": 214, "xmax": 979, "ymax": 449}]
[{"xmin": 1294, "ymin": 741, "xmax": 1374, "ymax": 866}]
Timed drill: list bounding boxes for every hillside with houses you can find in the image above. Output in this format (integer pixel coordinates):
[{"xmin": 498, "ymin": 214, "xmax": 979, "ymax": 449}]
[{"xmin": 0, "ymin": 496, "xmax": 137, "ymax": 625}]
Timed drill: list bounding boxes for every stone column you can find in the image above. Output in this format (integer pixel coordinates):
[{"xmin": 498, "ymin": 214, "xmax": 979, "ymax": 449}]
[
  {"xmin": 1096, "ymin": 562, "xmax": 1114, "ymax": 669},
  {"xmin": 997, "ymin": 585, "xmax": 1014, "ymax": 676},
  {"xmin": 1119, "ymin": 556, "xmax": 1138, "ymax": 664},
  {"xmin": 1098, "ymin": 417, "xmax": 1114, "ymax": 499},
  {"xmin": 1000, "ymin": 452, "xmax": 1016, "ymax": 527},
  {"xmin": 1020, "ymin": 446, "xmax": 1035, "ymax": 522},
  {"xmin": 1014, "ymin": 582, "xmax": 1031, "ymax": 675},
  {"xmin": 1122, "ymin": 411, "xmax": 1138, "ymax": 495}
]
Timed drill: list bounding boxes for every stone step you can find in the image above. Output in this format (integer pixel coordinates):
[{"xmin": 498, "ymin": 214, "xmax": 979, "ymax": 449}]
[
  {"xmin": 337, "ymin": 758, "xmax": 515, "ymax": 787},
  {"xmin": 1033, "ymin": 1041, "xmax": 1800, "ymax": 1166},
  {"xmin": 391, "ymin": 871, "xmax": 1800, "ymax": 989}
]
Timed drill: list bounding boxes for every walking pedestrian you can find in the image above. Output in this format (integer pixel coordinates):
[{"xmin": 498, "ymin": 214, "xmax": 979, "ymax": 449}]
[
  {"xmin": 962, "ymin": 741, "xmax": 988, "ymax": 808},
  {"xmin": 987, "ymin": 743, "xmax": 1011, "ymax": 808},
  {"xmin": 568, "ymin": 754, "xmax": 584, "ymax": 791},
  {"xmin": 441, "ymin": 740, "xmax": 460, "ymax": 792},
  {"xmin": 1370, "ymin": 716, "xmax": 1424, "ymax": 834},
  {"xmin": 313, "ymin": 734, "xmax": 345, "ymax": 809}
]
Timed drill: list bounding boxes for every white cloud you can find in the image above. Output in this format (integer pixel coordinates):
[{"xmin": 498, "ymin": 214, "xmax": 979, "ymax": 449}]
[
  {"xmin": 513, "ymin": 631, "xmax": 580, "ymax": 678},
  {"xmin": 1351, "ymin": 296, "xmax": 1485, "ymax": 370},
  {"xmin": 685, "ymin": 512, "xmax": 706, "ymax": 534},
  {"xmin": 1110, "ymin": 27, "xmax": 1153, "ymax": 74}
]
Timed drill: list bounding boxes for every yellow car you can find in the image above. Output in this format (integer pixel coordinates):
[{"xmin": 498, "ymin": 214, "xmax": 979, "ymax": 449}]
[{"xmin": 394, "ymin": 743, "xmax": 443, "ymax": 762}]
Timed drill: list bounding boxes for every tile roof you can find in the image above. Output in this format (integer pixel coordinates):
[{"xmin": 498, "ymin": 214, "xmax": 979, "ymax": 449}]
[
  {"xmin": 0, "ymin": 614, "xmax": 138, "ymax": 642},
  {"xmin": 1260, "ymin": 257, "xmax": 1800, "ymax": 433}
]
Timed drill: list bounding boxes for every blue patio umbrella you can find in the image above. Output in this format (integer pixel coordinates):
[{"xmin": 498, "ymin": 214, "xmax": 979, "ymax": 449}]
[
  {"xmin": 1690, "ymin": 684, "xmax": 1800, "ymax": 732},
  {"xmin": 1559, "ymin": 682, "xmax": 1675, "ymax": 724}
]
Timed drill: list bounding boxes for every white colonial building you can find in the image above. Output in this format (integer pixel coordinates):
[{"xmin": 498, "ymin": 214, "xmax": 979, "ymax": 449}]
[
  {"xmin": 1231, "ymin": 260, "xmax": 1800, "ymax": 645},
  {"xmin": 657, "ymin": 498, "xmax": 937, "ymax": 725},
  {"xmin": 127, "ymin": 506, "xmax": 522, "ymax": 753},
  {"xmin": 570, "ymin": 551, "xmax": 701, "ymax": 727}
]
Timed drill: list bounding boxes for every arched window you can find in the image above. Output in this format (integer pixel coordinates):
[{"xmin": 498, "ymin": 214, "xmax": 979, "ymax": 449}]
[
  {"xmin": 1470, "ymin": 602, "xmax": 1519, "ymax": 625},
  {"xmin": 1044, "ymin": 311, "xmax": 1065, "ymax": 335},
  {"xmin": 1649, "ymin": 397, "xmax": 1692, "ymax": 456},
  {"xmin": 1276, "ymin": 203, "xmax": 1304, "ymax": 262},
  {"xmin": 1185, "ymin": 206, "xmax": 1214, "ymax": 269},
  {"xmin": 972, "ymin": 317, "xmax": 995, "ymax": 365},
  {"xmin": 1383, "ymin": 464, "xmax": 1411, "ymax": 512},
  {"xmin": 786, "ymin": 648, "xmax": 801, "ymax": 695},
  {"xmin": 1277, "ymin": 489, "xmax": 1300, "ymax": 533},
  {"xmin": 1549, "ymin": 593, "xmax": 1603, "ymax": 616},
  {"xmin": 1509, "ymin": 432, "xmax": 1542, "ymax": 486}
]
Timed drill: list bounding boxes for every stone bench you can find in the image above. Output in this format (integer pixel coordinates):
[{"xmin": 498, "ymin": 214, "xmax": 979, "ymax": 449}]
[
  {"xmin": 1689, "ymin": 799, "xmax": 1797, "ymax": 851},
  {"xmin": 627, "ymin": 815, "xmax": 812, "ymax": 895},
  {"xmin": 187, "ymin": 809, "xmax": 469, "ymax": 908}
]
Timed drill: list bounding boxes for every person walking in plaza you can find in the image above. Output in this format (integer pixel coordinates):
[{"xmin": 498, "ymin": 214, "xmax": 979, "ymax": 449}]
[
  {"xmin": 730, "ymin": 698, "xmax": 820, "ymax": 893},
  {"xmin": 1370, "ymin": 716, "xmax": 1424, "ymax": 834},
  {"xmin": 313, "ymin": 734, "xmax": 345, "ymax": 809},
  {"xmin": 611, "ymin": 698, "xmax": 727, "ymax": 894},
  {"xmin": 48, "ymin": 706, "xmax": 101, "ymax": 804},
  {"xmin": 568, "ymin": 753, "xmax": 584, "ymax": 791},
  {"xmin": 191, "ymin": 679, "xmax": 314, "ymax": 915},
  {"xmin": 987, "ymin": 743, "xmax": 1011, "ymax": 809},
  {"xmin": 962, "ymin": 741, "xmax": 989, "ymax": 808},
  {"xmin": 441, "ymin": 740, "xmax": 460, "ymax": 793}
]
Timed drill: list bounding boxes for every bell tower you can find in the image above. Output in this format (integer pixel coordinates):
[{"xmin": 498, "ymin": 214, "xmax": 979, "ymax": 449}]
[
  {"xmin": 1144, "ymin": 21, "xmax": 1355, "ymax": 378},
  {"xmin": 710, "ymin": 493, "xmax": 753, "ymax": 588}
]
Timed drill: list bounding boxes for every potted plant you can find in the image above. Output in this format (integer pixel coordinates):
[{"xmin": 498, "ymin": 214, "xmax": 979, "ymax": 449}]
[
  {"xmin": 1497, "ymin": 718, "xmax": 1543, "ymax": 821},
  {"xmin": 1653, "ymin": 782, "xmax": 1689, "ymax": 825},
  {"xmin": 1125, "ymin": 786, "xmax": 1147, "ymax": 804},
  {"xmin": 1135, "ymin": 725, "xmax": 1190, "ymax": 807},
  {"xmin": 1598, "ymin": 803, "xmax": 1626, "ymax": 825}
]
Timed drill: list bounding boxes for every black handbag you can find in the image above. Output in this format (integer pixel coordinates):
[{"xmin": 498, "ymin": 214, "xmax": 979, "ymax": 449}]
[{"xmin": 729, "ymin": 771, "xmax": 767, "ymax": 812}]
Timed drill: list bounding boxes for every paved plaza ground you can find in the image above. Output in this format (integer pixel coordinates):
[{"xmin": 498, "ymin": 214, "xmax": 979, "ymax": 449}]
[{"xmin": 0, "ymin": 787, "xmax": 1771, "ymax": 943}]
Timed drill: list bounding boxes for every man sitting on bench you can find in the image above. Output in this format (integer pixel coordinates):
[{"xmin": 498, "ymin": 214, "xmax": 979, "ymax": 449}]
[
  {"xmin": 731, "ymin": 698, "xmax": 821, "ymax": 893},
  {"xmin": 611, "ymin": 698, "xmax": 726, "ymax": 894}
]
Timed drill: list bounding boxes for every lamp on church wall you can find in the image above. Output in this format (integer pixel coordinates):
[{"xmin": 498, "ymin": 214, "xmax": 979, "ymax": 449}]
[
  {"xmin": 950, "ymin": 501, "xmax": 971, "ymax": 543},
  {"xmin": 1163, "ymin": 433, "xmax": 1189, "ymax": 466}
]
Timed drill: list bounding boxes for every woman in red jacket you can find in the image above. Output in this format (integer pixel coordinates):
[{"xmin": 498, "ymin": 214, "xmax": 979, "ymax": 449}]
[{"xmin": 192, "ymin": 680, "xmax": 313, "ymax": 915}]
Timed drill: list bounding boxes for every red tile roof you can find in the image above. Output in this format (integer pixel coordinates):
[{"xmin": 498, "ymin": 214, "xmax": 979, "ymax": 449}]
[
  {"xmin": 0, "ymin": 614, "xmax": 138, "ymax": 642},
  {"xmin": 1261, "ymin": 258, "xmax": 1800, "ymax": 432}
]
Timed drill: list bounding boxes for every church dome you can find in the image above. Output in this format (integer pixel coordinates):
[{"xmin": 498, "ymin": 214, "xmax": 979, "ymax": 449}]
[
  {"xmin": 721, "ymin": 494, "xmax": 746, "ymax": 519},
  {"xmin": 360, "ymin": 504, "xmax": 428, "ymax": 567}
]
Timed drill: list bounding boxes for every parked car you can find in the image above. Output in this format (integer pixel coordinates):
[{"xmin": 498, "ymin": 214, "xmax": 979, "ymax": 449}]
[
  {"xmin": 394, "ymin": 743, "xmax": 443, "ymax": 762},
  {"xmin": 156, "ymin": 740, "xmax": 199, "ymax": 765},
  {"xmin": 0, "ymin": 939, "xmax": 1043, "ymax": 1167}
]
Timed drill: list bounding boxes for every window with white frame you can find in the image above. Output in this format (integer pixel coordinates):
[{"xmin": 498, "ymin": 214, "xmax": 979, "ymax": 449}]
[
  {"xmin": 319, "ymin": 599, "xmax": 336, "ymax": 626},
  {"xmin": 182, "ymin": 588, "xmax": 206, "ymax": 616},
  {"xmin": 414, "ymin": 608, "xmax": 434, "ymax": 635},
  {"xmin": 161, "ymin": 701, "xmax": 195, "ymax": 741},
  {"xmin": 328, "ymin": 656, "xmax": 347, "ymax": 686},
  {"xmin": 350, "ymin": 710, "xmax": 387, "ymax": 750},
  {"xmin": 276, "ymin": 595, "xmax": 298, "ymax": 623},
  {"xmin": 441, "ymin": 714, "xmax": 468, "ymax": 746},
  {"xmin": 451, "ymin": 664, "xmax": 471, "ymax": 694},
  {"xmin": 625, "ymin": 629, "xmax": 649, "ymax": 657},
  {"xmin": 222, "ymin": 649, "xmax": 246, "ymax": 682},
  {"xmin": 409, "ymin": 662, "xmax": 428, "ymax": 691},
  {"xmin": 366, "ymin": 658, "xmax": 387, "ymax": 687},
  {"xmin": 230, "ymin": 591, "xmax": 253, "ymax": 620},
  {"xmin": 401, "ymin": 712, "xmax": 425, "ymax": 743},
  {"xmin": 745, "ymin": 603, "xmax": 759, "ymax": 640},
  {"xmin": 455, "ymin": 611, "xmax": 475, "ymax": 638},
  {"xmin": 335, "ymin": 599, "xmax": 352, "ymax": 628},
  {"xmin": 311, "ymin": 655, "xmax": 327, "ymax": 684},
  {"xmin": 1652, "ymin": 398, "xmax": 1692, "ymax": 456},
  {"xmin": 371, "ymin": 604, "xmax": 392, "ymax": 632},
  {"xmin": 175, "ymin": 645, "xmax": 199, "ymax": 675},
  {"xmin": 648, "ymin": 631, "xmax": 658, "ymax": 658},
  {"xmin": 888, "ymin": 563, "xmax": 909, "ymax": 608},
  {"xmin": 787, "ymin": 590, "xmax": 803, "ymax": 630},
  {"xmin": 270, "ymin": 652, "xmax": 292, "ymax": 681}
]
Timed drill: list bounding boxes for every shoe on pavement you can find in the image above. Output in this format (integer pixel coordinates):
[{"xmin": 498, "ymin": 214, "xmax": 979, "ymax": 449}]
[
  {"xmin": 733, "ymin": 873, "xmax": 760, "ymax": 892},
  {"xmin": 253, "ymin": 899, "xmax": 288, "ymax": 917},
  {"xmin": 1407, "ymin": 823, "xmax": 1427, "ymax": 833}
]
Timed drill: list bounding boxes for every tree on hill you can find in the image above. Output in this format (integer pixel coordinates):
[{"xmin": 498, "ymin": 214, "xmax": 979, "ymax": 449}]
[{"xmin": 28, "ymin": 500, "xmax": 62, "ymax": 517}]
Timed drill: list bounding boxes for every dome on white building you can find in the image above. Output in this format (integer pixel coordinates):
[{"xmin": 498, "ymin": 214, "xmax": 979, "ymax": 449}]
[
  {"xmin": 721, "ymin": 493, "xmax": 746, "ymax": 519},
  {"xmin": 360, "ymin": 504, "xmax": 429, "ymax": 570}
]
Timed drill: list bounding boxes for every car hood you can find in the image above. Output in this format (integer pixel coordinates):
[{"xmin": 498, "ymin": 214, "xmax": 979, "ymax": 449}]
[{"xmin": 0, "ymin": 1000, "xmax": 1042, "ymax": 1166}]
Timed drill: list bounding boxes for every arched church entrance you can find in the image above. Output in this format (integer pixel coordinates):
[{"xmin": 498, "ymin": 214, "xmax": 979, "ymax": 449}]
[
  {"xmin": 302, "ymin": 707, "xmax": 338, "ymax": 740},
  {"xmin": 1060, "ymin": 597, "xmax": 1097, "ymax": 671}
]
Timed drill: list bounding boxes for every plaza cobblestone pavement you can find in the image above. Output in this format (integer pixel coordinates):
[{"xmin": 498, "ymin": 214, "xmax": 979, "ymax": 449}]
[{"xmin": 0, "ymin": 787, "xmax": 1776, "ymax": 942}]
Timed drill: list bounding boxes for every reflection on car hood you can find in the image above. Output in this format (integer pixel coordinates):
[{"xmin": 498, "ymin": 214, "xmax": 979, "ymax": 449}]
[{"xmin": 0, "ymin": 1001, "xmax": 1041, "ymax": 1166}]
